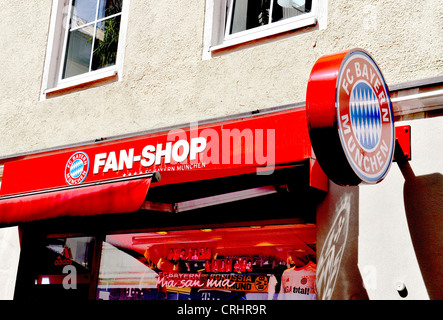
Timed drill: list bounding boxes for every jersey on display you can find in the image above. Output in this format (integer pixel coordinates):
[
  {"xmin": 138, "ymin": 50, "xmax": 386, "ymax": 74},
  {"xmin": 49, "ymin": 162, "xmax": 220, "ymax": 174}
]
[{"xmin": 278, "ymin": 261, "xmax": 317, "ymax": 300}]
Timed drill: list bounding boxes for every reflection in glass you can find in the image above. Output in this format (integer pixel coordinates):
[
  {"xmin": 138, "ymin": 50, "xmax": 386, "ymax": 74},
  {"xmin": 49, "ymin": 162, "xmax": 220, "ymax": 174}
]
[
  {"xmin": 71, "ymin": 0, "xmax": 98, "ymax": 28},
  {"xmin": 273, "ymin": 0, "xmax": 310, "ymax": 22},
  {"xmin": 96, "ymin": 225, "xmax": 317, "ymax": 300},
  {"xmin": 97, "ymin": 242, "xmax": 158, "ymax": 300},
  {"xmin": 63, "ymin": 27, "xmax": 93, "ymax": 78},
  {"xmin": 229, "ymin": 0, "xmax": 311, "ymax": 35},
  {"xmin": 92, "ymin": 16, "xmax": 121, "ymax": 71},
  {"xmin": 230, "ymin": 0, "xmax": 270, "ymax": 34},
  {"xmin": 31, "ymin": 237, "xmax": 96, "ymax": 300},
  {"xmin": 97, "ymin": 0, "xmax": 123, "ymax": 20}
]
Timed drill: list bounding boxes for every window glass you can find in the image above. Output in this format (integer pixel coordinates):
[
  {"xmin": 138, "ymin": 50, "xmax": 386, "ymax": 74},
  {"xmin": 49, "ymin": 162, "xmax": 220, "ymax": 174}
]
[
  {"xmin": 97, "ymin": 0, "xmax": 123, "ymax": 19},
  {"xmin": 63, "ymin": 27, "xmax": 94, "ymax": 78},
  {"xmin": 97, "ymin": 224, "xmax": 317, "ymax": 300},
  {"xmin": 229, "ymin": 0, "xmax": 270, "ymax": 34},
  {"xmin": 92, "ymin": 16, "xmax": 121, "ymax": 71},
  {"xmin": 47, "ymin": 236, "xmax": 95, "ymax": 269},
  {"xmin": 32, "ymin": 237, "xmax": 96, "ymax": 300},
  {"xmin": 228, "ymin": 0, "xmax": 312, "ymax": 36},
  {"xmin": 71, "ymin": 0, "xmax": 98, "ymax": 27},
  {"xmin": 62, "ymin": 0, "xmax": 123, "ymax": 79},
  {"xmin": 272, "ymin": 0, "xmax": 311, "ymax": 22}
]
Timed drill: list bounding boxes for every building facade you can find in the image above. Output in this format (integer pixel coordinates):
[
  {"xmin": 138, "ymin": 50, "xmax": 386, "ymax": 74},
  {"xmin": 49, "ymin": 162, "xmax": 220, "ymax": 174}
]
[{"xmin": 0, "ymin": 0, "xmax": 442, "ymax": 301}]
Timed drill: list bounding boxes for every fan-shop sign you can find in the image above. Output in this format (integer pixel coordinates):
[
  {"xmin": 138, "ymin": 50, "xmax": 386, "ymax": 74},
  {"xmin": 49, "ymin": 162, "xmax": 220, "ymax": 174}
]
[
  {"xmin": 77, "ymin": 127, "xmax": 275, "ymax": 182},
  {"xmin": 91, "ymin": 137, "xmax": 208, "ymax": 176},
  {"xmin": 1, "ymin": 117, "xmax": 291, "ymax": 197},
  {"xmin": 1, "ymin": 107, "xmax": 311, "ymax": 197},
  {"xmin": 306, "ymin": 49, "xmax": 395, "ymax": 185},
  {"xmin": 64, "ymin": 138, "xmax": 209, "ymax": 186}
]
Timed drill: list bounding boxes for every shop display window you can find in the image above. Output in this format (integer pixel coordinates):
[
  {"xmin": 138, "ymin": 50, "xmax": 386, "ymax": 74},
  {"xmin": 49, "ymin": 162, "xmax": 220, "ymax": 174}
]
[
  {"xmin": 31, "ymin": 236, "xmax": 96, "ymax": 300},
  {"xmin": 96, "ymin": 224, "xmax": 316, "ymax": 300}
]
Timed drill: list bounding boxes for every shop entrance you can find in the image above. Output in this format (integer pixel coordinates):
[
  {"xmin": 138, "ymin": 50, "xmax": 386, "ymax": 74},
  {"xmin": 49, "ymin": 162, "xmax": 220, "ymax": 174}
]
[
  {"xmin": 14, "ymin": 165, "xmax": 322, "ymax": 301},
  {"xmin": 97, "ymin": 224, "xmax": 316, "ymax": 300},
  {"xmin": 22, "ymin": 222, "xmax": 316, "ymax": 301}
]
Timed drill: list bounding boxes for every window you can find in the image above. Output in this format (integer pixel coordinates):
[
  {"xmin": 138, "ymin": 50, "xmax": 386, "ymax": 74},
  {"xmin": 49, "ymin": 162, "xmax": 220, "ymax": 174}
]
[
  {"xmin": 63, "ymin": 0, "xmax": 122, "ymax": 78},
  {"xmin": 41, "ymin": 0, "xmax": 129, "ymax": 99},
  {"xmin": 31, "ymin": 237, "xmax": 97, "ymax": 300},
  {"xmin": 26, "ymin": 225, "xmax": 317, "ymax": 300},
  {"xmin": 203, "ymin": 0, "xmax": 328, "ymax": 59},
  {"xmin": 226, "ymin": 0, "xmax": 312, "ymax": 36},
  {"xmin": 96, "ymin": 224, "xmax": 317, "ymax": 300}
]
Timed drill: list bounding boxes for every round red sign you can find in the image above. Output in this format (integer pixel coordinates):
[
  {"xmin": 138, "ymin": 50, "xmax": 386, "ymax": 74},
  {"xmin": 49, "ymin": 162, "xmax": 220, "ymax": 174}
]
[
  {"xmin": 65, "ymin": 151, "xmax": 90, "ymax": 185},
  {"xmin": 306, "ymin": 49, "xmax": 395, "ymax": 185}
]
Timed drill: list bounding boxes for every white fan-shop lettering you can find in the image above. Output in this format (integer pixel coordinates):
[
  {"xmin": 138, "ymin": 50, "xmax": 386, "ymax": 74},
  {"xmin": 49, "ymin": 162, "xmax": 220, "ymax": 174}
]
[
  {"xmin": 93, "ymin": 137, "xmax": 207, "ymax": 174},
  {"xmin": 92, "ymin": 128, "xmax": 276, "ymax": 175}
]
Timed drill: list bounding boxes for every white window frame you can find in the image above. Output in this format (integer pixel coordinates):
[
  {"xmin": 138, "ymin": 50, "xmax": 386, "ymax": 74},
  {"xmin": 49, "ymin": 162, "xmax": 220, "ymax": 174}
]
[
  {"xmin": 40, "ymin": 0, "xmax": 130, "ymax": 100},
  {"xmin": 203, "ymin": 0, "xmax": 328, "ymax": 60}
]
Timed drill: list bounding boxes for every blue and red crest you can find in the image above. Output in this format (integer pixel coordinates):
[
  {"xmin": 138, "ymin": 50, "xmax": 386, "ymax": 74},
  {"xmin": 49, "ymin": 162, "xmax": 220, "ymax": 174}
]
[
  {"xmin": 65, "ymin": 151, "xmax": 89, "ymax": 185},
  {"xmin": 336, "ymin": 50, "xmax": 395, "ymax": 183},
  {"xmin": 307, "ymin": 49, "xmax": 395, "ymax": 185}
]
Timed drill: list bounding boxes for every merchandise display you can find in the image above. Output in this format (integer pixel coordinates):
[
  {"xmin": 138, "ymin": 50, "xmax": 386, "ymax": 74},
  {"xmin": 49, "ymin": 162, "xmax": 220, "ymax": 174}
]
[
  {"xmin": 152, "ymin": 245, "xmax": 316, "ymax": 300},
  {"xmin": 277, "ymin": 261, "xmax": 317, "ymax": 300},
  {"xmin": 96, "ymin": 224, "xmax": 317, "ymax": 300},
  {"xmin": 31, "ymin": 224, "xmax": 317, "ymax": 300}
]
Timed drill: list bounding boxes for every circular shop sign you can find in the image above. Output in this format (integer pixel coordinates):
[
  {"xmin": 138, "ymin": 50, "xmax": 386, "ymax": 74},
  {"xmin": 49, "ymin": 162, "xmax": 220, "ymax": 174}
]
[
  {"xmin": 65, "ymin": 151, "xmax": 90, "ymax": 185},
  {"xmin": 306, "ymin": 49, "xmax": 395, "ymax": 185}
]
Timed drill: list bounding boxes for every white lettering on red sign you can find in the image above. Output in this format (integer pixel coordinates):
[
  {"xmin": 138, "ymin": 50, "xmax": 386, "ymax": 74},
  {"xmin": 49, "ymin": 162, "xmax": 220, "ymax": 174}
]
[{"xmin": 93, "ymin": 137, "xmax": 207, "ymax": 174}]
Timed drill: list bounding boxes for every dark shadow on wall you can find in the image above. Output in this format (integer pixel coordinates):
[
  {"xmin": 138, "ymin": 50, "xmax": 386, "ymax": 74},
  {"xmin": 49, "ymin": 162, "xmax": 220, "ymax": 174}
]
[{"xmin": 397, "ymin": 157, "xmax": 443, "ymax": 300}]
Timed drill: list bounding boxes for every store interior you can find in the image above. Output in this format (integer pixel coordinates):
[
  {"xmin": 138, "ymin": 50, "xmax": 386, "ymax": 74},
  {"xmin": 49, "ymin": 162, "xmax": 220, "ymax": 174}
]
[{"xmin": 19, "ymin": 164, "xmax": 322, "ymax": 300}]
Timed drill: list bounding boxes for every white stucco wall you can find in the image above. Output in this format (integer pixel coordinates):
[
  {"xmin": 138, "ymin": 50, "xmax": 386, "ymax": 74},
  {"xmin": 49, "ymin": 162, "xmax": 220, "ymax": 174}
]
[
  {"xmin": 358, "ymin": 116, "xmax": 443, "ymax": 299},
  {"xmin": 0, "ymin": 227, "xmax": 21, "ymax": 300},
  {"xmin": 0, "ymin": 0, "xmax": 442, "ymax": 157}
]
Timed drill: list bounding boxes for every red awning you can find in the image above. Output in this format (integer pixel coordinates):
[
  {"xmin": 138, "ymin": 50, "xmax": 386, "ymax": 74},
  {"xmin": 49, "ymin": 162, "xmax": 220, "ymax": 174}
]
[{"xmin": 0, "ymin": 176, "xmax": 153, "ymax": 225}]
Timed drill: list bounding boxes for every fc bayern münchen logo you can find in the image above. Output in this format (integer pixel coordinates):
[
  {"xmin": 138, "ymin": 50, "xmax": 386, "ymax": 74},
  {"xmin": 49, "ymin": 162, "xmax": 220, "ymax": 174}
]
[
  {"xmin": 65, "ymin": 151, "xmax": 89, "ymax": 185},
  {"xmin": 336, "ymin": 51, "xmax": 394, "ymax": 183}
]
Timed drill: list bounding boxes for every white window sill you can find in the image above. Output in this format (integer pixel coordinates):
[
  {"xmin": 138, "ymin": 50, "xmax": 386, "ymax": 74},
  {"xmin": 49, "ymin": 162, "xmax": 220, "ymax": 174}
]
[{"xmin": 43, "ymin": 68, "xmax": 118, "ymax": 96}]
